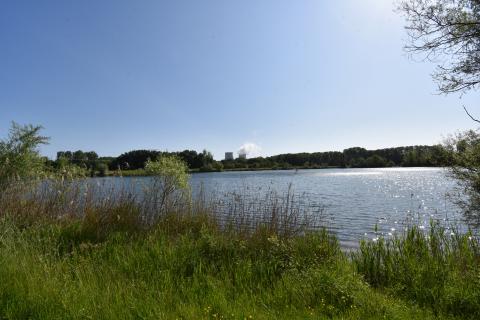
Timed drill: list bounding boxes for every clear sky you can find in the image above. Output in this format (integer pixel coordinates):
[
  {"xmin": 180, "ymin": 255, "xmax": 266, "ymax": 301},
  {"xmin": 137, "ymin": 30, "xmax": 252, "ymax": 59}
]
[{"xmin": 0, "ymin": 0, "xmax": 478, "ymax": 159}]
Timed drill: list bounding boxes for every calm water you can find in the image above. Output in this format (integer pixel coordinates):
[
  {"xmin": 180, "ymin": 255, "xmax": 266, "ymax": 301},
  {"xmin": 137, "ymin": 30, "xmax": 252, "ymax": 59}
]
[{"xmin": 97, "ymin": 167, "xmax": 465, "ymax": 248}]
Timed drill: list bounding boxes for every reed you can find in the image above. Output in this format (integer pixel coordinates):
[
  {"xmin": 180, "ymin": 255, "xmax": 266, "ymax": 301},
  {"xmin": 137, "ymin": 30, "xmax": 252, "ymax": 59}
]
[
  {"xmin": 0, "ymin": 179, "xmax": 478, "ymax": 319},
  {"xmin": 352, "ymin": 222, "xmax": 480, "ymax": 318}
]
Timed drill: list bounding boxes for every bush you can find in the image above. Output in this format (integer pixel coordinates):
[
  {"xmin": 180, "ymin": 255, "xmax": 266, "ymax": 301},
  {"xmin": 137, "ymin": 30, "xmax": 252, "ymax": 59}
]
[
  {"xmin": 444, "ymin": 130, "xmax": 480, "ymax": 223},
  {"xmin": 0, "ymin": 122, "xmax": 49, "ymax": 187},
  {"xmin": 143, "ymin": 155, "xmax": 190, "ymax": 223},
  {"xmin": 96, "ymin": 162, "xmax": 109, "ymax": 177}
]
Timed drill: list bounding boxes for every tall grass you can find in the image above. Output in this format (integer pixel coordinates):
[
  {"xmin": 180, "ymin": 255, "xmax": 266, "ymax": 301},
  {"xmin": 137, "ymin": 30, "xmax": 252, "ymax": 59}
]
[
  {"xmin": 353, "ymin": 222, "xmax": 480, "ymax": 318},
  {"xmin": 0, "ymin": 179, "xmax": 478, "ymax": 319}
]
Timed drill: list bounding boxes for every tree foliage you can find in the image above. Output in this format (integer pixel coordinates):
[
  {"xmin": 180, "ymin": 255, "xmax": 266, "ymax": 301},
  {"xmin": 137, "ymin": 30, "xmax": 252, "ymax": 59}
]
[
  {"xmin": 144, "ymin": 155, "xmax": 190, "ymax": 223},
  {"xmin": 245, "ymin": 145, "xmax": 449, "ymax": 169},
  {"xmin": 58, "ymin": 145, "xmax": 452, "ymax": 175},
  {"xmin": 0, "ymin": 122, "xmax": 49, "ymax": 184},
  {"xmin": 145, "ymin": 155, "xmax": 190, "ymax": 191},
  {"xmin": 55, "ymin": 150, "xmax": 109, "ymax": 177},
  {"xmin": 110, "ymin": 149, "xmax": 215, "ymax": 171},
  {"xmin": 444, "ymin": 129, "xmax": 480, "ymax": 222},
  {"xmin": 400, "ymin": 0, "xmax": 480, "ymax": 93}
]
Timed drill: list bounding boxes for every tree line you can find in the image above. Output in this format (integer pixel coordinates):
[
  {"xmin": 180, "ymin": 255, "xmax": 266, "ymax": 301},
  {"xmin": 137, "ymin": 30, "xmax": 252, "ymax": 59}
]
[
  {"xmin": 222, "ymin": 145, "xmax": 451, "ymax": 170},
  {"xmin": 51, "ymin": 149, "xmax": 221, "ymax": 175},
  {"xmin": 51, "ymin": 144, "xmax": 452, "ymax": 175}
]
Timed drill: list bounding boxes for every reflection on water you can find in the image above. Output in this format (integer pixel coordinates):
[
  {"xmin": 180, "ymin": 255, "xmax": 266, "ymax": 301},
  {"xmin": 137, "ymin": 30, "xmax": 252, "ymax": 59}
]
[
  {"xmin": 93, "ymin": 167, "xmax": 467, "ymax": 248},
  {"xmin": 321, "ymin": 171, "xmax": 383, "ymax": 176}
]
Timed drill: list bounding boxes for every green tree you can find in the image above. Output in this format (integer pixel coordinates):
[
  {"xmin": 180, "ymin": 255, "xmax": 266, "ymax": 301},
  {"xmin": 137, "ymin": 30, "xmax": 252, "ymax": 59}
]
[
  {"xmin": 343, "ymin": 147, "xmax": 368, "ymax": 165},
  {"xmin": 400, "ymin": 0, "xmax": 480, "ymax": 94},
  {"xmin": 403, "ymin": 149, "xmax": 419, "ymax": 167},
  {"xmin": 56, "ymin": 156, "xmax": 87, "ymax": 179},
  {"xmin": 0, "ymin": 122, "xmax": 49, "ymax": 186},
  {"xmin": 94, "ymin": 162, "xmax": 108, "ymax": 177},
  {"xmin": 444, "ymin": 130, "xmax": 480, "ymax": 222},
  {"xmin": 85, "ymin": 151, "xmax": 98, "ymax": 162},
  {"xmin": 73, "ymin": 150, "xmax": 86, "ymax": 162},
  {"xmin": 365, "ymin": 155, "xmax": 388, "ymax": 168},
  {"xmin": 400, "ymin": 0, "xmax": 480, "ymax": 215},
  {"xmin": 111, "ymin": 150, "xmax": 161, "ymax": 170},
  {"xmin": 349, "ymin": 157, "xmax": 366, "ymax": 168},
  {"xmin": 199, "ymin": 149, "xmax": 214, "ymax": 169},
  {"xmin": 144, "ymin": 155, "xmax": 190, "ymax": 223}
]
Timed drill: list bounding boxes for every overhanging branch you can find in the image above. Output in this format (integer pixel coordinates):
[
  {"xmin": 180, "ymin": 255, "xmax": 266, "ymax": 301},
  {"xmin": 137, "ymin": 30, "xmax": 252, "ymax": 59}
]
[{"xmin": 463, "ymin": 105, "xmax": 480, "ymax": 123}]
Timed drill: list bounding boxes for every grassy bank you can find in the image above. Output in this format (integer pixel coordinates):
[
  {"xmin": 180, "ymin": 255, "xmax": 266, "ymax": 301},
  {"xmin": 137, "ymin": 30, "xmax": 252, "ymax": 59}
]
[
  {"xmin": 1, "ymin": 216, "xmax": 474, "ymax": 320},
  {"xmin": 0, "ymin": 181, "xmax": 479, "ymax": 319}
]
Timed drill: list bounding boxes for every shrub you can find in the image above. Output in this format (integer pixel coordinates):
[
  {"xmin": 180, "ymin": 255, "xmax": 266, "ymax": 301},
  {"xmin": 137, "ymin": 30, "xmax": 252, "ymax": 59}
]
[
  {"xmin": 143, "ymin": 155, "xmax": 190, "ymax": 223},
  {"xmin": 0, "ymin": 122, "xmax": 49, "ymax": 187},
  {"xmin": 445, "ymin": 130, "xmax": 480, "ymax": 223}
]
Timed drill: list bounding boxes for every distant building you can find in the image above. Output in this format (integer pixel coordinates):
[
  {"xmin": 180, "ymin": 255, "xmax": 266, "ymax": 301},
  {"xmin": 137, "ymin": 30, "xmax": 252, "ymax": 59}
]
[
  {"xmin": 225, "ymin": 152, "xmax": 234, "ymax": 161},
  {"xmin": 238, "ymin": 153, "xmax": 247, "ymax": 160}
]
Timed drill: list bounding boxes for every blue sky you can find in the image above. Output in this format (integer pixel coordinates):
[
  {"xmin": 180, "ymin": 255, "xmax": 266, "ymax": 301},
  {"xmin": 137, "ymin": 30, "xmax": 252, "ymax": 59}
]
[{"xmin": 0, "ymin": 0, "xmax": 478, "ymax": 159}]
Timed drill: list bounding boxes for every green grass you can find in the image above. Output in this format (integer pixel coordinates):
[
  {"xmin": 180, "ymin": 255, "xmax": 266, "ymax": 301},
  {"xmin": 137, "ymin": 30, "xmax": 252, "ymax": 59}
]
[
  {"xmin": 352, "ymin": 223, "xmax": 480, "ymax": 318},
  {"xmin": 0, "ymin": 179, "xmax": 478, "ymax": 319},
  {"xmin": 0, "ymin": 213, "xmax": 477, "ymax": 319}
]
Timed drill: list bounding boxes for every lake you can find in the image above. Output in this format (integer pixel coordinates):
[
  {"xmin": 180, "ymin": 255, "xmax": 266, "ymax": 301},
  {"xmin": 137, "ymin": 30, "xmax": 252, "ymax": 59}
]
[{"xmin": 96, "ymin": 167, "xmax": 465, "ymax": 248}]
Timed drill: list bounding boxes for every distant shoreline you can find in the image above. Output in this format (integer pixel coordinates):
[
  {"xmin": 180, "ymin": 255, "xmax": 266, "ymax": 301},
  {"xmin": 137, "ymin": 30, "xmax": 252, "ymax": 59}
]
[{"xmin": 107, "ymin": 165, "xmax": 445, "ymax": 177}]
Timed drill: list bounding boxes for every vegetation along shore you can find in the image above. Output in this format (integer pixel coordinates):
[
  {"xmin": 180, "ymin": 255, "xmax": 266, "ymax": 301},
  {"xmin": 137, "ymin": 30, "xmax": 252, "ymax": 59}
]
[
  {"xmin": 50, "ymin": 145, "xmax": 451, "ymax": 178},
  {"xmin": 2, "ymin": 0, "xmax": 480, "ymax": 318},
  {"xmin": 1, "ymin": 122, "xmax": 480, "ymax": 319}
]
